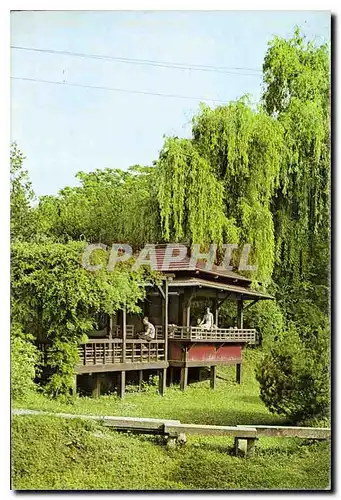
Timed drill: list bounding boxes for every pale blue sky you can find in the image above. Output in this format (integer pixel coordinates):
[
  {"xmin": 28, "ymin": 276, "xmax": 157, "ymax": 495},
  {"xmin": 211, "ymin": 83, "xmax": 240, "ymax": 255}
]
[{"xmin": 11, "ymin": 10, "xmax": 330, "ymax": 197}]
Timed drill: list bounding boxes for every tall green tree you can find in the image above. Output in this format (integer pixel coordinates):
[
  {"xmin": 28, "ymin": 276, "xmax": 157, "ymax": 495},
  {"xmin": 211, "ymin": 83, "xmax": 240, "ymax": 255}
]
[
  {"xmin": 10, "ymin": 143, "xmax": 37, "ymax": 241},
  {"xmin": 262, "ymin": 29, "xmax": 330, "ymax": 311},
  {"xmin": 36, "ymin": 166, "xmax": 161, "ymax": 248}
]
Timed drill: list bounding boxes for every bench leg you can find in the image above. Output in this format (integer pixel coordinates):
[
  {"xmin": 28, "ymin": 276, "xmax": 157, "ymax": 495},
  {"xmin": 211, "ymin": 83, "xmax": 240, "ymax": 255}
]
[
  {"xmin": 246, "ymin": 438, "xmax": 257, "ymax": 458},
  {"xmin": 234, "ymin": 437, "xmax": 257, "ymax": 458},
  {"xmin": 234, "ymin": 437, "xmax": 239, "ymax": 456}
]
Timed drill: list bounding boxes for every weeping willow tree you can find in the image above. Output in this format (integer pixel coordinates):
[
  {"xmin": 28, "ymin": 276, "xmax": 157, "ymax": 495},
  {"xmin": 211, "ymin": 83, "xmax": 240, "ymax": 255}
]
[
  {"xmin": 156, "ymin": 137, "xmax": 234, "ymax": 246},
  {"xmin": 262, "ymin": 29, "xmax": 330, "ymax": 312},
  {"xmin": 192, "ymin": 100, "xmax": 283, "ymax": 284},
  {"xmin": 156, "ymin": 101, "xmax": 283, "ymax": 285}
]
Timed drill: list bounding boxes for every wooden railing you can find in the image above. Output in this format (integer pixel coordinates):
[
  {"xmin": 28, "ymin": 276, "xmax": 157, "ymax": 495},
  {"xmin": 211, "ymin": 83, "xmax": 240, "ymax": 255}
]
[
  {"xmin": 168, "ymin": 326, "xmax": 257, "ymax": 344},
  {"xmin": 77, "ymin": 339, "xmax": 166, "ymax": 366},
  {"xmin": 111, "ymin": 325, "xmax": 164, "ymax": 339}
]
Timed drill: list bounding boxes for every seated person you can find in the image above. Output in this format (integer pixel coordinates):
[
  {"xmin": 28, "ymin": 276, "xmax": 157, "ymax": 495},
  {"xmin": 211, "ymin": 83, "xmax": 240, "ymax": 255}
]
[
  {"xmin": 199, "ymin": 307, "xmax": 214, "ymax": 331},
  {"xmin": 137, "ymin": 316, "xmax": 156, "ymax": 342}
]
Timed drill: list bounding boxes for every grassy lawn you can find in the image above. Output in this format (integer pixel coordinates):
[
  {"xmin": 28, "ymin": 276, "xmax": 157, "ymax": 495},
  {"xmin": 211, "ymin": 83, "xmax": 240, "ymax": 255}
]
[{"xmin": 12, "ymin": 351, "xmax": 331, "ymax": 490}]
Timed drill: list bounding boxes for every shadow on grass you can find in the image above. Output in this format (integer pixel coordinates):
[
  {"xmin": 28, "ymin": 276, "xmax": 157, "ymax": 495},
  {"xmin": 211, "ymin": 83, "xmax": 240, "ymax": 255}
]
[{"xmin": 175, "ymin": 408, "xmax": 287, "ymax": 427}]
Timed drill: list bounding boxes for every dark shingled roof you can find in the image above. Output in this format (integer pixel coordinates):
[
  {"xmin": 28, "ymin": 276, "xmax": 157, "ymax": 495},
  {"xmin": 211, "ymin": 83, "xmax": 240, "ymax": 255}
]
[{"xmin": 153, "ymin": 244, "xmax": 252, "ymax": 283}]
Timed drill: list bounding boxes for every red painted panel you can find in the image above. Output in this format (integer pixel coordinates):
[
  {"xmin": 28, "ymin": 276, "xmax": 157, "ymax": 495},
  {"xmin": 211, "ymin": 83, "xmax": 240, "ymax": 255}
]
[
  {"xmin": 187, "ymin": 344, "xmax": 241, "ymax": 362},
  {"xmin": 169, "ymin": 343, "xmax": 183, "ymax": 361}
]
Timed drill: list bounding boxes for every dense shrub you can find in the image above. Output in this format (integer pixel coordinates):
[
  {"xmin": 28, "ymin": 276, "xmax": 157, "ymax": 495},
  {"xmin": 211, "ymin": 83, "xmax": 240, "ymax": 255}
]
[
  {"xmin": 256, "ymin": 325, "xmax": 330, "ymax": 422},
  {"xmin": 11, "ymin": 326, "xmax": 40, "ymax": 400},
  {"xmin": 11, "ymin": 242, "xmax": 160, "ymax": 396}
]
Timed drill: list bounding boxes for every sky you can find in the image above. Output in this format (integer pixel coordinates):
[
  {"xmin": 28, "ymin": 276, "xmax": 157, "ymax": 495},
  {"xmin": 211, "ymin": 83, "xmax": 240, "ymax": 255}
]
[{"xmin": 10, "ymin": 10, "xmax": 330, "ymax": 198}]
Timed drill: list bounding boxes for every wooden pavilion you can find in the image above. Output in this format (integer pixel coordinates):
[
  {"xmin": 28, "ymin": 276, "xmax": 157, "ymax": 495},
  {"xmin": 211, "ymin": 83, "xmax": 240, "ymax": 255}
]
[{"xmin": 73, "ymin": 245, "xmax": 273, "ymax": 397}]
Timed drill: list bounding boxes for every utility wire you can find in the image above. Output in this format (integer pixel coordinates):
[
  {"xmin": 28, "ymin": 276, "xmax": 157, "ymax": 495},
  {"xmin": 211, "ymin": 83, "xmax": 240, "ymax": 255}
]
[
  {"xmin": 11, "ymin": 76, "xmax": 234, "ymax": 103},
  {"xmin": 11, "ymin": 45, "xmax": 263, "ymax": 77}
]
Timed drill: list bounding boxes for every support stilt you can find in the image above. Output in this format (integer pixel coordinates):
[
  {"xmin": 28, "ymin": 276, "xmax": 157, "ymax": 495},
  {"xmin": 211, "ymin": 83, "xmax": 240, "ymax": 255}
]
[
  {"xmin": 180, "ymin": 366, "xmax": 188, "ymax": 391},
  {"xmin": 210, "ymin": 365, "xmax": 217, "ymax": 390},
  {"xmin": 236, "ymin": 363, "xmax": 242, "ymax": 384},
  {"xmin": 169, "ymin": 366, "xmax": 175, "ymax": 386},
  {"xmin": 72, "ymin": 374, "xmax": 77, "ymax": 397},
  {"xmin": 158, "ymin": 368, "xmax": 167, "ymax": 396},
  {"xmin": 92, "ymin": 373, "xmax": 101, "ymax": 398},
  {"xmin": 119, "ymin": 371, "xmax": 126, "ymax": 398},
  {"xmin": 138, "ymin": 370, "xmax": 143, "ymax": 391}
]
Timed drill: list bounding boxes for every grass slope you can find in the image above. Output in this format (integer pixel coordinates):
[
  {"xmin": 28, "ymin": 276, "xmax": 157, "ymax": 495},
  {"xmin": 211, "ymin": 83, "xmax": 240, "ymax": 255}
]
[{"xmin": 12, "ymin": 351, "xmax": 331, "ymax": 490}]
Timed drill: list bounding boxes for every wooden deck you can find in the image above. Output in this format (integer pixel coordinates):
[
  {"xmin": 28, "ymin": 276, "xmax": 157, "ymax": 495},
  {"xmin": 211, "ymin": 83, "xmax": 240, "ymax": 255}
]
[
  {"xmin": 168, "ymin": 326, "xmax": 256, "ymax": 343},
  {"xmin": 76, "ymin": 339, "xmax": 167, "ymax": 373}
]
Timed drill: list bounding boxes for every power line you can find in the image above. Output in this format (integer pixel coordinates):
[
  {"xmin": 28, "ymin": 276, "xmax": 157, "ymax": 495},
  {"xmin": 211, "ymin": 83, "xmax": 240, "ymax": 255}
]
[
  {"xmin": 11, "ymin": 45, "xmax": 263, "ymax": 77},
  {"xmin": 11, "ymin": 76, "xmax": 233, "ymax": 103}
]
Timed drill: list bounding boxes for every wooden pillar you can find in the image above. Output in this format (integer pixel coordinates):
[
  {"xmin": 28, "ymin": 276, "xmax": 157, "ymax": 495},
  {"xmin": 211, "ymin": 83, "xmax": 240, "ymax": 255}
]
[
  {"xmin": 138, "ymin": 370, "xmax": 143, "ymax": 390},
  {"xmin": 109, "ymin": 314, "xmax": 113, "ymax": 339},
  {"xmin": 236, "ymin": 363, "xmax": 242, "ymax": 384},
  {"xmin": 92, "ymin": 373, "xmax": 101, "ymax": 398},
  {"xmin": 213, "ymin": 296, "xmax": 219, "ymax": 327},
  {"xmin": 164, "ymin": 279, "xmax": 169, "ymax": 361},
  {"xmin": 71, "ymin": 374, "xmax": 77, "ymax": 397},
  {"xmin": 158, "ymin": 368, "xmax": 167, "ymax": 396},
  {"xmin": 119, "ymin": 371, "xmax": 126, "ymax": 398},
  {"xmin": 210, "ymin": 365, "xmax": 217, "ymax": 390},
  {"xmin": 237, "ymin": 298, "xmax": 244, "ymax": 329},
  {"xmin": 182, "ymin": 288, "xmax": 194, "ymax": 327},
  {"xmin": 180, "ymin": 366, "xmax": 188, "ymax": 391},
  {"xmin": 169, "ymin": 366, "xmax": 175, "ymax": 385}
]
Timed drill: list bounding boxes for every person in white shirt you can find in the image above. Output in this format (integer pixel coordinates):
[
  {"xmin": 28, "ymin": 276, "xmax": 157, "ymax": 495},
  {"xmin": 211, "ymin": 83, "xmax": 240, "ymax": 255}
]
[{"xmin": 199, "ymin": 307, "xmax": 214, "ymax": 330}]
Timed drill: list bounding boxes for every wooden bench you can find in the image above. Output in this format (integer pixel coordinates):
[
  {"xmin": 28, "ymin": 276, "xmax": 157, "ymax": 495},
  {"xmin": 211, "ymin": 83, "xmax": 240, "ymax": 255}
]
[{"xmin": 12, "ymin": 409, "xmax": 331, "ymax": 458}]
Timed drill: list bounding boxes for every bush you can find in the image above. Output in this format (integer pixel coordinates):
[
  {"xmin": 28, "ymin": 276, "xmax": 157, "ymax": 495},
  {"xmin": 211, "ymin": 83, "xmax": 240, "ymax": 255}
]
[
  {"xmin": 11, "ymin": 331, "xmax": 39, "ymax": 400},
  {"xmin": 256, "ymin": 325, "xmax": 330, "ymax": 422},
  {"xmin": 244, "ymin": 299, "xmax": 285, "ymax": 347}
]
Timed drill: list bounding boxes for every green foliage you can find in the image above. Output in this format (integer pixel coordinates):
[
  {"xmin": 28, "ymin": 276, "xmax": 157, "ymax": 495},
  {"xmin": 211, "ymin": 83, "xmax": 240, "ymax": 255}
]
[
  {"xmin": 244, "ymin": 299, "xmax": 285, "ymax": 347},
  {"xmin": 256, "ymin": 325, "xmax": 330, "ymax": 422},
  {"xmin": 36, "ymin": 166, "xmax": 161, "ymax": 247},
  {"xmin": 11, "ymin": 241, "xmax": 160, "ymax": 395},
  {"xmin": 10, "ymin": 143, "xmax": 37, "ymax": 242},
  {"xmin": 192, "ymin": 101, "xmax": 284, "ymax": 284},
  {"xmin": 156, "ymin": 137, "xmax": 228, "ymax": 245},
  {"xmin": 263, "ymin": 29, "xmax": 330, "ymax": 287},
  {"xmin": 12, "ymin": 355, "xmax": 330, "ymax": 490},
  {"xmin": 10, "ymin": 29, "xmax": 331, "ymax": 423},
  {"xmin": 11, "ymin": 324, "xmax": 40, "ymax": 400},
  {"xmin": 12, "ymin": 414, "xmax": 330, "ymax": 490}
]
